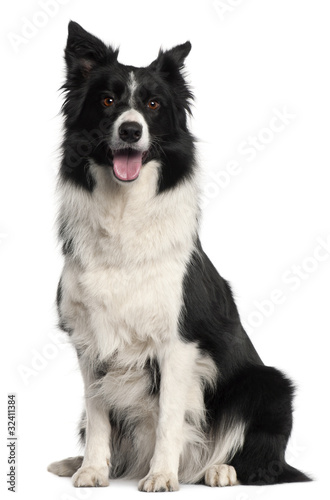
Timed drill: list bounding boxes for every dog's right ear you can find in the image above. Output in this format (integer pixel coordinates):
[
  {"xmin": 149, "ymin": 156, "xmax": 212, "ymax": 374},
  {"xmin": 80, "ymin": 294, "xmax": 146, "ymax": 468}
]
[{"xmin": 65, "ymin": 21, "xmax": 118, "ymax": 81}]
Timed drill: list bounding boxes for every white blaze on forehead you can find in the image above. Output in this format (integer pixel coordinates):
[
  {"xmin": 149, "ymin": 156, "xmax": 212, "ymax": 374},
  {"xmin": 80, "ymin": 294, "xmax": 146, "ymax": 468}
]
[{"xmin": 128, "ymin": 71, "xmax": 138, "ymax": 107}]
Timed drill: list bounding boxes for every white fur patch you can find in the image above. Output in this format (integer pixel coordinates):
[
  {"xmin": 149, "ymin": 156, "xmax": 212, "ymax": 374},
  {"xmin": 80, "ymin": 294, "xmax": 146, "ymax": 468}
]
[
  {"xmin": 128, "ymin": 71, "xmax": 138, "ymax": 107},
  {"xmin": 204, "ymin": 464, "xmax": 238, "ymax": 487},
  {"xmin": 58, "ymin": 159, "xmax": 200, "ymax": 362}
]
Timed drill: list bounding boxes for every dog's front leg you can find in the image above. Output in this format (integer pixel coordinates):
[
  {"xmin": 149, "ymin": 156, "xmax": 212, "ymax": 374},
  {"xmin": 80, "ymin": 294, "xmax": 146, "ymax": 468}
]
[
  {"xmin": 138, "ymin": 340, "xmax": 196, "ymax": 492},
  {"xmin": 72, "ymin": 361, "xmax": 111, "ymax": 487}
]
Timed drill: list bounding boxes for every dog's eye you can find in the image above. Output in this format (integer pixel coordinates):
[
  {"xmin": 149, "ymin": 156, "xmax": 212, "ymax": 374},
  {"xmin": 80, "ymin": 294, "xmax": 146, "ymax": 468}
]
[
  {"xmin": 147, "ymin": 100, "xmax": 160, "ymax": 110},
  {"xmin": 103, "ymin": 97, "xmax": 115, "ymax": 107}
]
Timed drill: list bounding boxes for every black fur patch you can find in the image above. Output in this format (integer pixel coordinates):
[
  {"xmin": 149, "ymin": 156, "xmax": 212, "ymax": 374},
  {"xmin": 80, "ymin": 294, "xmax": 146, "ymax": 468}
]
[
  {"xmin": 93, "ymin": 359, "xmax": 109, "ymax": 379},
  {"xmin": 180, "ymin": 238, "xmax": 262, "ymax": 382},
  {"xmin": 56, "ymin": 278, "xmax": 62, "ymax": 311},
  {"xmin": 145, "ymin": 358, "xmax": 161, "ymax": 396},
  {"xmin": 60, "ymin": 155, "xmax": 95, "ymax": 193}
]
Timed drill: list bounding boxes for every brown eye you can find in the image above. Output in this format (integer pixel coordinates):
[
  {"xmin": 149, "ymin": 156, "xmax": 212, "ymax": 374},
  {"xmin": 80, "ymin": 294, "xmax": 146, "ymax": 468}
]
[
  {"xmin": 147, "ymin": 99, "xmax": 160, "ymax": 110},
  {"xmin": 103, "ymin": 97, "xmax": 114, "ymax": 107}
]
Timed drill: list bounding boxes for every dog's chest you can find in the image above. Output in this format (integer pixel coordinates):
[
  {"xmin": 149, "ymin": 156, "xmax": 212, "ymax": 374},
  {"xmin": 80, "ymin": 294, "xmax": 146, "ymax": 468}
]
[
  {"xmin": 76, "ymin": 250, "xmax": 186, "ymax": 357},
  {"xmin": 61, "ymin": 167, "xmax": 198, "ymax": 360}
]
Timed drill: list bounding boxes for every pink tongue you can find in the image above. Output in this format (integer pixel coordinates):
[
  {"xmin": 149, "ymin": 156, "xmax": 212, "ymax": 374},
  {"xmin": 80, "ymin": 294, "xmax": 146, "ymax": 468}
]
[{"xmin": 113, "ymin": 150, "xmax": 142, "ymax": 181}]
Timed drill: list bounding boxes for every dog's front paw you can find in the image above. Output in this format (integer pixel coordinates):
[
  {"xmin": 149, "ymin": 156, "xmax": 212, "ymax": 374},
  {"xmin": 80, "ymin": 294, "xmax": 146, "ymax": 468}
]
[
  {"xmin": 72, "ymin": 465, "xmax": 109, "ymax": 487},
  {"xmin": 138, "ymin": 472, "xmax": 179, "ymax": 492},
  {"xmin": 204, "ymin": 464, "xmax": 238, "ymax": 487}
]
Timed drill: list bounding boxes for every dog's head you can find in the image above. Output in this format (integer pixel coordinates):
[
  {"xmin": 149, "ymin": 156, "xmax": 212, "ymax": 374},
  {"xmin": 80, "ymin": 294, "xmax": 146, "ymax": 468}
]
[{"xmin": 61, "ymin": 21, "xmax": 195, "ymax": 193}]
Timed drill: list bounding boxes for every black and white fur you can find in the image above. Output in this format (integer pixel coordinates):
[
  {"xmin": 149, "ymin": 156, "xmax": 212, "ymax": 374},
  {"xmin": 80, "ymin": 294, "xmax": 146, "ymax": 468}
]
[{"xmin": 48, "ymin": 22, "xmax": 311, "ymax": 491}]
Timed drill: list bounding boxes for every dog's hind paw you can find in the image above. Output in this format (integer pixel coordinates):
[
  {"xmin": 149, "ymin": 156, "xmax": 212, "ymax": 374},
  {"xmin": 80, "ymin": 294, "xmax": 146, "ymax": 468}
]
[
  {"xmin": 204, "ymin": 464, "xmax": 238, "ymax": 487},
  {"xmin": 138, "ymin": 472, "xmax": 179, "ymax": 492},
  {"xmin": 72, "ymin": 465, "xmax": 109, "ymax": 487}
]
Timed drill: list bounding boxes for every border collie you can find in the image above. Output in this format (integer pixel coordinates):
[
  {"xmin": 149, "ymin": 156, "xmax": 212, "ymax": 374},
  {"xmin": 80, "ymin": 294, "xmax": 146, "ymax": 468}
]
[{"xmin": 48, "ymin": 21, "xmax": 311, "ymax": 491}]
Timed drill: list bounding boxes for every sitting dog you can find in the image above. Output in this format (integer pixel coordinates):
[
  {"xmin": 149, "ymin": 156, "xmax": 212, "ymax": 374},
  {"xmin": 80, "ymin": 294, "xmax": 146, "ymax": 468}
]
[{"xmin": 48, "ymin": 21, "xmax": 311, "ymax": 491}]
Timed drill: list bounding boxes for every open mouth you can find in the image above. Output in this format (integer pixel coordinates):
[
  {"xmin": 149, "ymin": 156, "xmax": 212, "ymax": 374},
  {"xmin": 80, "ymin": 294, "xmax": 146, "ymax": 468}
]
[{"xmin": 109, "ymin": 148, "xmax": 148, "ymax": 182}]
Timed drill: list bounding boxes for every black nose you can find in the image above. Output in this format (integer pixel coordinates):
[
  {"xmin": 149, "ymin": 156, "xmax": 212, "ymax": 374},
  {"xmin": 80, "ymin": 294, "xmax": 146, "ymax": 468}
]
[{"xmin": 118, "ymin": 121, "xmax": 142, "ymax": 143}]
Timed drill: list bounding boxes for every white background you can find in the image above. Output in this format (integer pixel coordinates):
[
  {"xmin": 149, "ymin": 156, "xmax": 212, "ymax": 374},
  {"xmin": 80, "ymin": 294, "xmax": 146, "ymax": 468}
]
[{"xmin": 1, "ymin": 0, "xmax": 329, "ymax": 499}]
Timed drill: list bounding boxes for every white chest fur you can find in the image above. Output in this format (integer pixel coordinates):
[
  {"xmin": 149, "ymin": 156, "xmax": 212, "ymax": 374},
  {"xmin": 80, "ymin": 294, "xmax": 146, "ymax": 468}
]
[{"xmin": 58, "ymin": 160, "xmax": 199, "ymax": 364}]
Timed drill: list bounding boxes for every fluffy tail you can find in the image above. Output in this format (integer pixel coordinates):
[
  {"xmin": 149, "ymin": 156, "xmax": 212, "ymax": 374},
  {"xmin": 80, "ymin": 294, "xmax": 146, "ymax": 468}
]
[
  {"xmin": 47, "ymin": 456, "xmax": 83, "ymax": 477},
  {"xmin": 275, "ymin": 463, "xmax": 312, "ymax": 484},
  {"xmin": 237, "ymin": 461, "xmax": 312, "ymax": 486}
]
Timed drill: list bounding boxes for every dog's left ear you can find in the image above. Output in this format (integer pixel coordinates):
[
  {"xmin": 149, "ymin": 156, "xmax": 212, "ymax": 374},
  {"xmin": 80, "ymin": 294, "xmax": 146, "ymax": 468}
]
[
  {"xmin": 150, "ymin": 41, "xmax": 191, "ymax": 75},
  {"xmin": 160, "ymin": 41, "xmax": 191, "ymax": 68}
]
